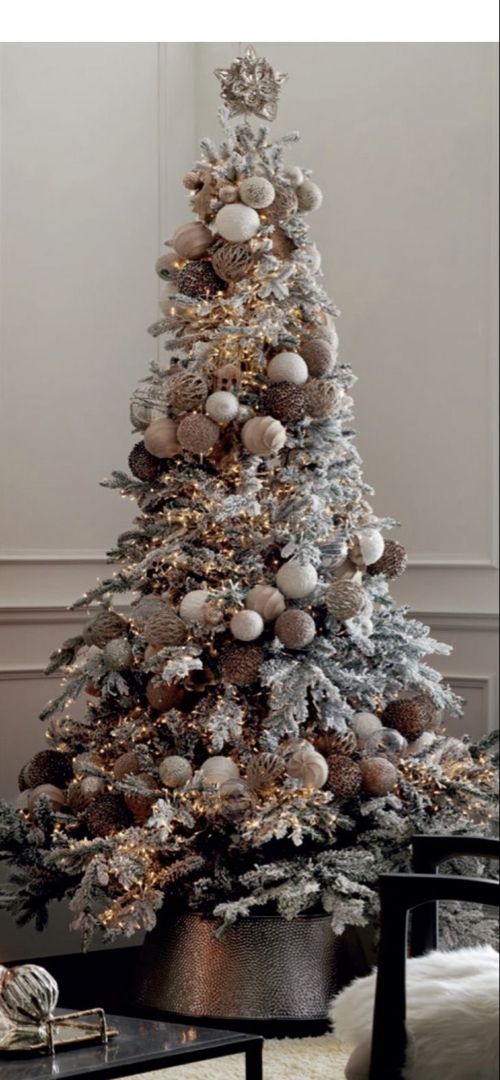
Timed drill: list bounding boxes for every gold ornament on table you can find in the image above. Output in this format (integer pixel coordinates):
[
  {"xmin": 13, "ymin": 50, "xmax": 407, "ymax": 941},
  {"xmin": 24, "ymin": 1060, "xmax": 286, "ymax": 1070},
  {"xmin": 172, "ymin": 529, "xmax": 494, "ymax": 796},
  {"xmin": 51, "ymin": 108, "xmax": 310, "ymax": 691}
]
[{"xmin": 215, "ymin": 46, "xmax": 288, "ymax": 122}]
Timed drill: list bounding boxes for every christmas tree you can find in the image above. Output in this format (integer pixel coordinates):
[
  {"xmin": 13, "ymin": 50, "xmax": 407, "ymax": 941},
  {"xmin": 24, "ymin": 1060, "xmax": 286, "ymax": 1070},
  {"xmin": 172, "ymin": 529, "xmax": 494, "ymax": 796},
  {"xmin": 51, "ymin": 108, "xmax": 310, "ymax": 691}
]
[{"xmin": 0, "ymin": 48, "xmax": 497, "ymax": 949}]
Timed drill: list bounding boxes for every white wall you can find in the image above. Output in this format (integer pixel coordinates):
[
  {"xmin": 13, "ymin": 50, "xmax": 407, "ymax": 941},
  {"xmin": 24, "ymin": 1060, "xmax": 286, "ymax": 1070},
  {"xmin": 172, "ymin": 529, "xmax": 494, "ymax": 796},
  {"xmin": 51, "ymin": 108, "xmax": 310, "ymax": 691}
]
[{"xmin": 0, "ymin": 43, "xmax": 498, "ymax": 959}]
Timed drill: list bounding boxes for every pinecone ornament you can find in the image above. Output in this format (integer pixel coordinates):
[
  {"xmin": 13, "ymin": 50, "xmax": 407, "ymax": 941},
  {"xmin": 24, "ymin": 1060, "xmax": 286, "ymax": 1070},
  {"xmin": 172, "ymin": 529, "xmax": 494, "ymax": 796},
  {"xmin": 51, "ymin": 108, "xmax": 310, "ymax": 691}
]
[
  {"xmin": 83, "ymin": 610, "xmax": 128, "ymax": 648},
  {"xmin": 129, "ymin": 441, "xmax": 163, "ymax": 481},
  {"xmin": 83, "ymin": 793, "xmax": 132, "ymax": 838},
  {"xmin": 367, "ymin": 539, "xmax": 408, "ymax": 579},
  {"xmin": 262, "ymin": 382, "xmax": 305, "ymax": 422},
  {"xmin": 20, "ymin": 750, "xmax": 73, "ymax": 791},
  {"xmin": 328, "ymin": 754, "xmax": 362, "ymax": 802},
  {"xmin": 246, "ymin": 752, "xmax": 285, "ymax": 794},
  {"xmin": 382, "ymin": 699, "xmax": 427, "ymax": 741}
]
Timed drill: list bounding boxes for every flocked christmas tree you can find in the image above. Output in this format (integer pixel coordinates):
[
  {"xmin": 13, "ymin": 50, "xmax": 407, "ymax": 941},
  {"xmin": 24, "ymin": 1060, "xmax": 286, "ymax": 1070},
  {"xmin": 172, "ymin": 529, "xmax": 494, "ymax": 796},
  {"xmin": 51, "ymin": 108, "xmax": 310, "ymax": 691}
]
[{"xmin": 1, "ymin": 49, "xmax": 497, "ymax": 947}]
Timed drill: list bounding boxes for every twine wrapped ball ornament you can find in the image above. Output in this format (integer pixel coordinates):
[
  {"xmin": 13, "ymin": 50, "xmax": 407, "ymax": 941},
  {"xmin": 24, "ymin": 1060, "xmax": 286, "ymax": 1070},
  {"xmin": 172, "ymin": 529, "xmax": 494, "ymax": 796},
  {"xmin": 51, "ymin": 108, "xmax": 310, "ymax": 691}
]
[
  {"xmin": 296, "ymin": 179, "xmax": 323, "ymax": 212},
  {"xmin": 28, "ymin": 785, "xmax": 66, "ymax": 812},
  {"xmin": 275, "ymin": 609, "xmax": 316, "ymax": 650},
  {"xmin": 276, "ymin": 559, "xmax": 318, "ymax": 599},
  {"xmin": 326, "ymin": 580, "xmax": 366, "ymax": 620},
  {"xmin": 245, "ymin": 583, "xmax": 285, "ymax": 621},
  {"xmin": 350, "ymin": 529, "xmax": 385, "ymax": 568},
  {"xmin": 239, "ymin": 176, "xmax": 275, "ymax": 209},
  {"xmin": 200, "ymin": 756, "xmax": 240, "ymax": 785},
  {"xmin": 267, "ymin": 351, "xmax": 308, "ymax": 386},
  {"xmin": 171, "ymin": 222, "xmax": 214, "ymax": 259},
  {"xmin": 113, "ymin": 751, "xmax": 142, "ymax": 781},
  {"xmin": 350, "ymin": 712, "xmax": 383, "ymax": 742},
  {"xmin": 129, "ymin": 441, "xmax": 163, "ymax": 481},
  {"xmin": 230, "ymin": 609, "xmax": 264, "ymax": 642},
  {"xmin": 382, "ymin": 699, "xmax": 427, "ymax": 742},
  {"xmin": 177, "ymin": 261, "xmax": 225, "ymax": 299},
  {"xmin": 144, "ymin": 416, "xmax": 180, "ymax": 458},
  {"xmin": 368, "ymin": 539, "xmax": 408, "ymax": 580},
  {"xmin": 300, "ymin": 338, "xmax": 335, "ymax": 378},
  {"xmin": 103, "ymin": 638, "xmax": 133, "ymax": 671},
  {"xmin": 221, "ymin": 644, "xmax": 263, "ymax": 686},
  {"xmin": 0, "ymin": 964, "xmax": 59, "ymax": 1024},
  {"xmin": 263, "ymin": 382, "xmax": 305, "ymax": 423},
  {"xmin": 179, "ymin": 589, "xmax": 210, "ymax": 625},
  {"xmin": 205, "ymin": 391, "xmax": 239, "ymax": 424},
  {"xmin": 83, "ymin": 610, "xmax": 128, "ymax": 648},
  {"xmin": 166, "ymin": 370, "xmax": 208, "ymax": 415},
  {"xmin": 246, "ymin": 752, "xmax": 285, "ymax": 795},
  {"xmin": 360, "ymin": 756, "xmax": 399, "ymax": 797},
  {"xmin": 177, "ymin": 413, "xmax": 220, "ymax": 455},
  {"xmin": 241, "ymin": 415, "xmax": 287, "ymax": 456},
  {"xmin": 328, "ymin": 755, "xmax": 362, "ymax": 802},
  {"xmin": 21, "ymin": 750, "xmax": 73, "ymax": 791},
  {"xmin": 146, "ymin": 678, "xmax": 185, "ymax": 712},
  {"xmin": 84, "ymin": 793, "xmax": 132, "ymax": 838},
  {"xmin": 159, "ymin": 755, "xmax": 193, "ymax": 789},
  {"xmin": 315, "ymin": 729, "xmax": 358, "ymax": 758},
  {"xmin": 286, "ymin": 748, "xmax": 328, "ymax": 789},
  {"xmin": 211, "ymin": 241, "xmax": 255, "ymax": 282},
  {"xmin": 214, "ymin": 204, "xmax": 260, "ymax": 242},
  {"xmin": 143, "ymin": 609, "xmax": 187, "ymax": 647},
  {"xmin": 304, "ymin": 378, "xmax": 338, "ymax": 421}
]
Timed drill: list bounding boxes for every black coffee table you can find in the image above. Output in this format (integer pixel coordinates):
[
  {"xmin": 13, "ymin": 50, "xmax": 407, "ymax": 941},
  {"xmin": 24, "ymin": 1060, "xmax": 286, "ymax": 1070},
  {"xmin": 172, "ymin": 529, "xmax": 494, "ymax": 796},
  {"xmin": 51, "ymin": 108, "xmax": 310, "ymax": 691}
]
[{"xmin": 0, "ymin": 1013, "xmax": 263, "ymax": 1079}]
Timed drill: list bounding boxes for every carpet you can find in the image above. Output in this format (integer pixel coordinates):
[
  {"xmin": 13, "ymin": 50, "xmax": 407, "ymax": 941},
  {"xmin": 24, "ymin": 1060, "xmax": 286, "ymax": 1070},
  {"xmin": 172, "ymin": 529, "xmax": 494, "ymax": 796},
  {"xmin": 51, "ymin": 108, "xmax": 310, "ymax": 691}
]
[{"xmin": 131, "ymin": 1036, "xmax": 350, "ymax": 1078}]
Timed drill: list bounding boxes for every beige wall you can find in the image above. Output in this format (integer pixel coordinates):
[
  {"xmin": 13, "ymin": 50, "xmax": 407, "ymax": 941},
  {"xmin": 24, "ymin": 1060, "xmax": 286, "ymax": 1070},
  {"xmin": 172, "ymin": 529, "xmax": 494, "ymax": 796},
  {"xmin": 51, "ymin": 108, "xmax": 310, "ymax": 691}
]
[{"xmin": 0, "ymin": 43, "xmax": 498, "ymax": 959}]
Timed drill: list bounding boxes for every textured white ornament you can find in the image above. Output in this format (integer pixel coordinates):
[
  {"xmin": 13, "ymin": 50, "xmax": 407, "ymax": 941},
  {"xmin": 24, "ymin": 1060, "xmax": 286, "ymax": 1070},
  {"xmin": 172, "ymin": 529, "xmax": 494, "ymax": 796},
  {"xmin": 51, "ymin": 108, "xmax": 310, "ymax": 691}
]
[
  {"xmin": 276, "ymin": 559, "xmax": 318, "ymax": 599},
  {"xmin": 282, "ymin": 165, "xmax": 304, "ymax": 187},
  {"xmin": 239, "ymin": 176, "xmax": 275, "ymax": 209},
  {"xmin": 214, "ymin": 204, "xmax": 260, "ymax": 242},
  {"xmin": 351, "ymin": 712, "xmax": 383, "ymax": 741},
  {"xmin": 352, "ymin": 530, "xmax": 385, "ymax": 567},
  {"xmin": 296, "ymin": 179, "xmax": 323, "ymax": 212},
  {"xmin": 179, "ymin": 589, "xmax": 210, "ymax": 625},
  {"xmin": 205, "ymin": 391, "xmax": 239, "ymax": 424},
  {"xmin": 0, "ymin": 964, "xmax": 59, "ymax": 1023},
  {"xmin": 267, "ymin": 351, "xmax": 308, "ymax": 386},
  {"xmin": 406, "ymin": 731, "xmax": 438, "ymax": 756},
  {"xmin": 230, "ymin": 609, "xmax": 264, "ymax": 642},
  {"xmin": 201, "ymin": 756, "xmax": 240, "ymax": 785},
  {"xmin": 246, "ymin": 584, "xmax": 286, "ymax": 622},
  {"xmin": 241, "ymin": 415, "xmax": 287, "ymax": 456},
  {"xmin": 286, "ymin": 748, "xmax": 328, "ymax": 789},
  {"xmin": 159, "ymin": 755, "xmax": 193, "ymax": 789}
]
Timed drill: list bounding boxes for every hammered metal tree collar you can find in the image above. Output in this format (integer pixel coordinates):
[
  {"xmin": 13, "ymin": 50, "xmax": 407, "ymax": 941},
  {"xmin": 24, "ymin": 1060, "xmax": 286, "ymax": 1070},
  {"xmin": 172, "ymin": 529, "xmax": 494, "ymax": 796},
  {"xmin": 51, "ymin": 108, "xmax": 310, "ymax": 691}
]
[{"xmin": 215, "ymin": 46, "xmax": 288, "ymax": 121}]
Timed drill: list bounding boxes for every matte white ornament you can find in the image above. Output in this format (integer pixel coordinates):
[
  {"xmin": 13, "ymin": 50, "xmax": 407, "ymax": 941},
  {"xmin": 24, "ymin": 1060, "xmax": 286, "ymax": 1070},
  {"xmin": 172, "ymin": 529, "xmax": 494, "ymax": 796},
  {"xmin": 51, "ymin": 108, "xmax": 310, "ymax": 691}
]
[
  {"xmin": 286, "ymin": 748, "xmax": 328, "ymax": 789},
  {"xmin": 179, "ymin": 589, "xmax": 210, "ymax": 624},
  {"xmin": 230, "ymin": 609, "xmax": 264, "ymax": 642},
  {"xmin": 267, "ymin": 351, "xmax": 308, "ymax": 386},
  {"xmin": 296, "ymin": 179, "xmax": 323, "ymax": 212},
  {"xmin": 282, "ymin": 165, "xmax": 304, "ymax": 187},
  {"xmin": 214, "ymin": 204, "xmax": 260, "ymax": 242},
  {"xmin": 205, "ymin": 391, "xmax": 239, "ymax": 423},
  {"xmin": 351, "ymin": 712, "xmax": 383, "ymax": 741},
  {"xmin": 351, "ymin": 529, "xmax": 385, "ymax": 567},
  {"xmin": 159, "ymin": 755, "xmax": 193, "ymax": 789},
  {"xmin": 276, "ymin": 559, "xmax": 318, "ymax": 599},
  {"xmin": 201, "ymin": 756, "xmax": 240, "ymax": 785},
  {"xmin": 239, "ymin": 176, "xmax": 275, "ymax": 209},
  {"xmin": 241, "ymin": 415, "xmax": 287, "ymax": 456},
  {"xmin": 144, "ymin": 417, "xmax": 180, "ymax": 458},
  {"xmin": 246, "ymin": 584, "xmax": 286, "ymax": 622}
]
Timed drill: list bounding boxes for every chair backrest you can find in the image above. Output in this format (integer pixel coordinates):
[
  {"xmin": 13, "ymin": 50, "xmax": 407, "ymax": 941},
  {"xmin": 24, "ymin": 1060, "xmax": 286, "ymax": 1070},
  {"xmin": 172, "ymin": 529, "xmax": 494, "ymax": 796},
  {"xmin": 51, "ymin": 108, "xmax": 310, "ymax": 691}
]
[{"xmin": 368, "ymin": 861, "xmax": 500, "ymax": 1080}]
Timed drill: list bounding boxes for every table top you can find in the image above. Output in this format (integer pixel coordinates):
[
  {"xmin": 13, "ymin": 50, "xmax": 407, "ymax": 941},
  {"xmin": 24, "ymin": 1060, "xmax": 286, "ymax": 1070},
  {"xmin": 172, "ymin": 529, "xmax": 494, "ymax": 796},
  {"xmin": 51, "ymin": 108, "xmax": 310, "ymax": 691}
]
[{"xmin": 0, "ymin": 1013, "xmax": 261, "ymax": 1080}]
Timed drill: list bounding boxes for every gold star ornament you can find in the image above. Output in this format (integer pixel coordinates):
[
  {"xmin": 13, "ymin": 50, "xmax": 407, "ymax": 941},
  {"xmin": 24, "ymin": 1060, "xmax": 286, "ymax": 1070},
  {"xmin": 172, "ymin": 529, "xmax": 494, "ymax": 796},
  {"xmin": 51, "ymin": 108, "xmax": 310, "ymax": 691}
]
[{"xmin": 215, "ymin": 47, "xmax": 288, "ymax": 122}]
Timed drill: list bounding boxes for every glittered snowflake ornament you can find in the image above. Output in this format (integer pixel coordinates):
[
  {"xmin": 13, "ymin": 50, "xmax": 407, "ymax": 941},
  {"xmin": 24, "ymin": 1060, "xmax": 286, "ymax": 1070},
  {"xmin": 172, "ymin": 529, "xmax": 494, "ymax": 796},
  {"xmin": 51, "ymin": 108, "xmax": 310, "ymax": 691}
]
[{"xmin": 215, "ymin": 47, "xmax": 288, "ymax": 122}]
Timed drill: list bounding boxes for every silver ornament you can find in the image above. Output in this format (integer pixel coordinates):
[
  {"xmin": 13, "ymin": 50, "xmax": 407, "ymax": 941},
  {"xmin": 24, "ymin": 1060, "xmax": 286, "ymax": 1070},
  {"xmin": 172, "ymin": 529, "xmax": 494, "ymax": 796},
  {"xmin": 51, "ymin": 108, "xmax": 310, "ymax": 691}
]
[
  {"xmin": 365, "ymin": 727, "xmax": 407, "ymax": 761},
  {"xmin": 0, "ymin": 965, "xmax": 59, "ymax": 1023},
  {"xmin": 215, "ymin": 47, "xmax": 288, "ymax": 122}
]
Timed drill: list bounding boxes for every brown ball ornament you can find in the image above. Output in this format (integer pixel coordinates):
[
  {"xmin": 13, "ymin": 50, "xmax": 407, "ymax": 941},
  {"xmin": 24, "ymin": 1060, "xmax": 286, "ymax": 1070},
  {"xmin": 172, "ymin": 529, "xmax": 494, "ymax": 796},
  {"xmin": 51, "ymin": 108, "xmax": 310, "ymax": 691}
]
[
  {"xmin": 124, "ymin": 773, "xmax": 157, "ymax": 824},
  {"xmin": 328, "ymin": 755, "xmax": 362, "ymax": 802},
  {"xmin": 143, "ymin": 609, "xmax": 187, "ymax": 647},
  {"xmin": 23, "ymin": 750, "xmax": 73, "ymax": 790},
  {"xmin": 146, "ymin": 678, "xmax": 186, "ymax": 712},
  {"xmin": 221, "ymin": 644, "xmax": 263, "ymax": 687},
  {"xmin": 83, "ymin": 610, "xmax": 128, "ymax": 648},
  {"xmin": 166, "ymin": 370, "xmax": 208, "ymax": 415},
  {"xmin": 300, "ymin": 338, "xmax": 335, "ymax": 377},
  {"xmin": 177, "ymin": 413, "xmax": 220, "ymax": 455},
  {"xmin": 382, "ymin": 699, "xmax": 427, "ymax": 742},
  {"xmin": 211, "ymin": 242, "xmax": 255, "ymax": 282},
  {"xmin": 83, "ymin": 793, "xmax": 132, "ymax": 838},
  {"xmin": 367, "ymin": 539, "xmax": 408, "ymax": 580},
  {"xmin": 360, "ymin": 756, "xmax": 399, "ymax": 797},
  {"xmin": 28, "ymin": 784, "xmax": 66, "ymax": 812},
  {"xmin": 304, "ymin": 378, "xmax": 338, "ymax": 421},
  {"xmin": 326, "ymin": 580, "xmax": 366, "ymax": 621},
  {"xmin": 113, "ymin": 752, "xmax": 142, "ymax": 781},
  {"xmin": 177, "ymin": 261, "xmax": 225, "ymax": 299},
  {"xmin": 128, "ymin": 441, "xmax": 163, "ymax": 482},
  {"xmin": 275, "ymin": 609, "xmax": 316, "ymax": 650},
  {"xmin": 262, "ymin": 382, "xmax": 305, "ymax": 423}
]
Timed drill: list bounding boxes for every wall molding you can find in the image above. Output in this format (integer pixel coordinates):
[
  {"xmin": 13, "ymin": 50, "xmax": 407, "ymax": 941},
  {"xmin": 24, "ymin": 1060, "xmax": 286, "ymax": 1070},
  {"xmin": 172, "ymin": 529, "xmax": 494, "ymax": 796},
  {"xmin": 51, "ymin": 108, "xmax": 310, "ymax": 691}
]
[
  {"xmin": 0, "ymin": 667, "xmax": 60, "ymax": 681},
  {"xmin": 1, "ymin": 551, "xmax": 498, "ymax": 570},
  {"xmin": 447, "ymin": 674, "xmax": 498, "ymax": 733}
]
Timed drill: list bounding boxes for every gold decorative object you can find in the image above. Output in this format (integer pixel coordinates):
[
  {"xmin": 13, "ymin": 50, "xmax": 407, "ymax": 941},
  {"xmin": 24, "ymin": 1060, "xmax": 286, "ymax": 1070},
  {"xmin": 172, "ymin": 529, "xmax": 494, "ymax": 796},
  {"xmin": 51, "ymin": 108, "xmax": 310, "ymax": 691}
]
[{"xmin": 215, "ymin": 46, "xmax": 288, "ymax": 122}]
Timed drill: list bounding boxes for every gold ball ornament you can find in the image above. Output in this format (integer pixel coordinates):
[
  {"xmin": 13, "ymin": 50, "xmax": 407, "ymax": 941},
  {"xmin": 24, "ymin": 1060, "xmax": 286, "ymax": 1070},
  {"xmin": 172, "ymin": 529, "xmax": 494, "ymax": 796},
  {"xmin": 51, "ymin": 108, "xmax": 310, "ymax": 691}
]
[
  {"xmin": 304, "ymin": 378, "xmax": 338, "ymax": 420},
  {"xmin": 159, "ymin": 755, "xmax": 193, "ymax": 789},
  {"xmin": 271, "ymin": 227, "xmax": 296, "ymax": 260},
  {"xmin": 276, "ymin": 559, "xmax": 318, "ymax": 599},
  {"xmin": 214, "ymin": 204, "xmax": 261, "ymax": 242},
  {"xmin": 239, "ymin": 176, "xmax": 275, "ymax": 209},
  {"xmin": 246, "ymin": 584, "xmax": 285, "ymax": 622},
  {"xmin": 246, "ymin": 752, "xmax": 285, "ymax": 794},
  {"xmin": 241, "ymin": 415, "xmax": 287, "ymax": 456},
  {"xmin": 171, "ymin": 222, "xmax": 214, "ymax": 259},
  {"xmin": 102, "ymin": 638, "xmax": 133, "ymax": 671},
  {"xmin": 267, "ymin": 351, "xmax": 308, "ymax": 386},
  {"xmin": 143, "ymin": 609, "xmax": 187, "ymax": 647},
  {"xmin": 146, "ymin": 678, "xmax": 186, "ymax": 712},
  {"xmin": 367, "ymin": 539, "xmax": 408, "ymax": 579},
  {"xmin": 218, "ymin": 779, "xmax": 254, "ymax": 821},
  {"xmin": 128, "ymin": 441, "xmax": 163, "ymax": 481},
  {"xmin": 230, "ymin": 609, "xmax": 264, "ymax": 641},
  {"xmin": 296, "ymin": 179, "xmax": 323, "ymax": 212},
  {"xmin": 155, "ymin": 251, "xmax": 180, "ymax": 278},
  {"xmin": 144, "ymin": 416, "xmax": 180, "ymax": 458},
  {"xmin": 328, "ymin": 755, "xmax": 363, "ymax": 801},
  {"xmin": 326, "ymin": 580, "xmax": 366, "ymax": 620},
  {"xmin": 360, "ymin": 757, "xmax": 399, "ymax": 797},
  {"xmin": 382, "ymin": 699, "xmax": 427, "ymax": 742},
  {"xmin": 83, "ymin": 610, "xmax": 128, "ymax": 648},
  {"xmin": 177, "ymin": 413, "xmax": 220, "ymax": 455},
  {"xmin": 166, "ymin": 370, "xmax": 208, "ymax": 415},
  {"xmin": 315, "ymin": 729, "xmax": 357, "ymax": 758},
  {"xmin": 211, "ymin": 241, "xmax": 255, "ymax": 282},
  {"xmin": 262, "ymin": 382, "xmax": 305, "ymax": 423},
  {"xmin": 200, "ymin": 756, "xmax": 240, "ymax": 785},
  {"xmin": 286, "ymin": 748, "xmax": 329, "ymax": 789},
  {"xmin": 28, "ymin": 784, "xmax": 66, "ymax": 812},
  {"xmin": 113, "ymin": 752, "xmax": 142, "ymax": 781},
  {"xmin": 182, "ymin": 171, "xmax": 202, "ymax": 190},
  {"xmin": 221, "ymin": 644, "xmax": 263, "ymax": 686},
  {"xmin": 275, "ymin": 609, "xmax": 316, "ymax": 649},
  {"xmin": 129, "ymin": 381, "xmax": 169, "ymax": 431},
  {"xmin": 205, "ymin": 390, "xmax": 239, "ymax": 424},
  {"xmin": 300, "ymin": 338, "xmax": 335, "ymax": 378}
]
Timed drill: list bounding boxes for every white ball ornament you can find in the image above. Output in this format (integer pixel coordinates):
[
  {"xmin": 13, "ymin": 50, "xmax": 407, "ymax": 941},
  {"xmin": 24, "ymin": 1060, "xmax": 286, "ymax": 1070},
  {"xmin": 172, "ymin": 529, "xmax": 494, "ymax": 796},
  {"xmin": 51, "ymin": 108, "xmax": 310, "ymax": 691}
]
[
  {"xmin": 179, "ymin": 589, "xmax": 210, "ymax": 625},
  {"xmin": 159, "ymin": 755, "xmax": 193, "ymax": 789},
  {"xmin": 296, "ymin": 179, "xmax": 323, "ymax": 212},
  {"xmin": 351, "ymin": 530, "xmax": 385, "ymax": 567},
  {"xmin": 351, "ymin": 712, "xmax": 383, "ymax": 741},
  {"xmin": 214, "ymin": 204, "xmax": 261, "ymax": 242},
  {"xmin": 201, "ymin": 756, "xmax": 240, "ymax": 785},
  {"xmin": 286, "ymin": 748, "xmax": 328, "ymax": 789},
  {"xmin": 282, "ymin": 165, "xmax": 304, "ymax": 187},
  {"xmin": 276, "ymin": 559, "xmax": 318, "ymax": 599},
  {"xmin": 205, "ymin": 391, "xmax": 239, "ymax": 424},
  {"xmin": 267, "ymin": 352, "xmax": 308, "ymax": 386},
  {"xmin": 230, "ymin": 609, "xmax": 264, "ymax": 642},
  {"xmin": 239, "ymin": 176, "xmax": 275, "ymax": 209},
  {"xmin": 246, "ymin": 584, "xmax": 286, "ymax": 622}
]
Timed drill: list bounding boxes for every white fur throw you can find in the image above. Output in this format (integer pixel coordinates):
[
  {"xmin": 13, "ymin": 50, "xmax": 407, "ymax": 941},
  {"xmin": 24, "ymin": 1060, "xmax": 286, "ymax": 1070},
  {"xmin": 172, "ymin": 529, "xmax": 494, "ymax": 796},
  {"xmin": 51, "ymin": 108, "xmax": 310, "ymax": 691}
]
[{"xmin": 330, "ymin": 945, "xmax": 499, "ymax": 1080}]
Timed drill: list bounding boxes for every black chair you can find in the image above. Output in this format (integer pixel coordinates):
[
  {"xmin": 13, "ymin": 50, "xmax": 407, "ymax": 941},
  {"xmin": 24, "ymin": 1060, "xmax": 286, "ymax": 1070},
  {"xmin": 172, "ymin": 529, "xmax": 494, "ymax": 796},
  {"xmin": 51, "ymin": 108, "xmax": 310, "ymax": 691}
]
[{"xmin": 368, "ymin": 836, "xmax": 500, "ymax": 1080}]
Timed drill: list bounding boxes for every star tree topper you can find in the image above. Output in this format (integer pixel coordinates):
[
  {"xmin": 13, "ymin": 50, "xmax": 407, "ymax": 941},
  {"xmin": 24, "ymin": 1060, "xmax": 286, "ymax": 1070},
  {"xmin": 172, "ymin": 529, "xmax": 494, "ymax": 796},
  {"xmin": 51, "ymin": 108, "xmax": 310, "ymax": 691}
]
[{"xmin": 215, "ymin": 47, "xmax": 288, "ymax": 122}]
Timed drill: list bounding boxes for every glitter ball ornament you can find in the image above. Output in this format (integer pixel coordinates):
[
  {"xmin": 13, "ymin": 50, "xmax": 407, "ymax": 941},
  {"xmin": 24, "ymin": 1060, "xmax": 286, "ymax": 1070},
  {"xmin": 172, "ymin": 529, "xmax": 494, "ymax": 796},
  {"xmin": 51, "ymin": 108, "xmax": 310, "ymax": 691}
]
[
  {"xmin": 144, "ymin": 416, "xmax": 180, "ymax": 458},
  {"xmin": 365, "ymin": 727, "xmax": 408, "ymax": 760},
  {"xmin": 83, "ymin": 610, "xmax": 127, "ymax": 648},
  {"xmin": 241, "ymin": 415, "xmax": 287, "ymax": 456},
  {"xmin": 276, "ymin": 559, "xmax": 318, "ymax": 599},
  {"xmin": 159, "ymin": 755, "xmax": 193, "ymax": 789},
  {"xmin": 221, "ymin": 644, "xmax": 263, "ymax": 686},
  {"xmin": 351, "ymin": 712, "xmax": 383, "ymax": 742},
  {"xmin": 205, "ymin": 390, "xmax": 239, "ymax": 424},
  {"xmin": 128, "ymin": 441, "xmax": 163, "ymax": 481},
  {"xmin": 146, "ymin": 678, "xmax": 185, "ymax": 712},
  {"xmin": 275, "ymin": 609, "xmax": 316, "ymax": 649},
  {"xmin": 166, "ymin": 370, "xmax": 208, "ymax": 415},
  {"xmin": 263, "ymin": 184, "xmax": 298, "ymax": 223},
  {"xmin": 0, "ymin": 964, "xmax": 59, "ymax": 1023},
  {"xmin": 328, "ymin": 755, "xmax": 362, "ymax": 802},
  {"xmin": 304, "ymin": 378, "xmax": 338, "ymax": 420},
  {"xmin": 286, "ymin": 748, "xmax": 328, "ymax": 789},
  {"xmin": 300, "ymin": 338, "xmax": 335, "ymax": 377},
  {"xmin": 172, "ymin": 222, "xmax": 213, "ymax": 259},
  {"xmin": 113, "ymin": 752, "xmax": 142, "ymax": 781},
  {"xmin": 201, "ymin": 756, "xmax": 240, "ymax": 785},
  {"xmin": 361, "ymin": 756, "xmax": 399, "ymax": 797},
  {"xmin": 177, "ymin": 260, "xmax": 225, "ymax": 299},
  {"xmin": 211, "ymin": 241, "xmax": 255, "ymax": 282},
  {"xmin": 103, "ymin": 638, "xmax": 133, "ymax": 671},
  {"xmin": 296, "ymin": 179, "xmax": 323, "ymax": 211},
  {"xmin": 367, "ymin": 539, "xmax": 408, "ymax": 579},
  {"xmin": 246, "ymin": 583, "xmax": 285, "ymax": 622},
  {"xmin": 230, "ymin": 609, "xmax": 264, "ymax": 642},
  {"xmin": 263, "ymin": 382, "xmax": 305, "ymax": 422},
  {"xmin": 28, "ymin": 784, "xmax": 66, "ymax": 812},
  {"xmin": 179, "ymin": 589, "xmax": 210, "ymax": 624},
  {"xmin": 382, "ymin": 699, "xmax": 427, "ymax": 741},
  {"xmin": 124, "ymin": 773, "xmax": 157, "ymax": 823},
  {"xmin": 143, "ymin": 609, "xmax": 187, "ymax": 647},
  {"xmin": 350, "ymin": 530, "xmax": 385, "ymax": 568},
  {"xmin": 177, "ymin": 413, "xmax": 220, "ymax": 455},
  {"xmin": 84, "ymin": 793, "xmax": 132, "ymax": 838},
  {"xmin": 23, "ymin": 750, "xmax": 73, "ymax": 790},
  {"xmin": 214, "ymin": 204, "xmax": 260, "ymax": 242},
  {"xmin": 239, "ymin": 176, "xmax": 275, "ymax": 209},
  {"xmin": 267, "ymin": 351, "xmax": 308, "ymax": 386},
  {"xmin": 246, "ymin": 752, "xmax": 285, "ymax": 794},
  {"xmin": 218, "ymin": 779, "xmax": 253, "ymax": 821},
  {"xmin": 326, "ymin": 580, "xmax": 366, "ymax": 620}
]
